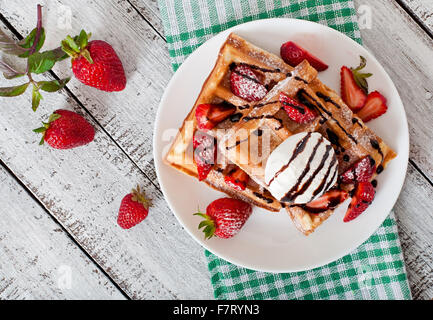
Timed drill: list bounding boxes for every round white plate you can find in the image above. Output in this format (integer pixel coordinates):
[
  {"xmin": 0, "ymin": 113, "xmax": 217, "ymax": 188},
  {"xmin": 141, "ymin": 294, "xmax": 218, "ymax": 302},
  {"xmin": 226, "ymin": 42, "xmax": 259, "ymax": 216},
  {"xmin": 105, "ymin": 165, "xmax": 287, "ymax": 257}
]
[{"xmin": 154, "ymin": 18, "xmax": 409, "ymax": 273}]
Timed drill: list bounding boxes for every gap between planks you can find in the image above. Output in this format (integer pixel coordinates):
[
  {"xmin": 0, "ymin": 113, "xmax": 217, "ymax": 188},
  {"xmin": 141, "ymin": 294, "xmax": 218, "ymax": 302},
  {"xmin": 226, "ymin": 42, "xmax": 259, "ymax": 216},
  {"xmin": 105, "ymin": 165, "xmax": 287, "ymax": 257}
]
[
  {"xmin": 0, "ymin": 11, "xmax": 164, "ymax": 197},
  {"xmin": 0, "ymin": 158, "xmax": 131, "ymax": 300}
]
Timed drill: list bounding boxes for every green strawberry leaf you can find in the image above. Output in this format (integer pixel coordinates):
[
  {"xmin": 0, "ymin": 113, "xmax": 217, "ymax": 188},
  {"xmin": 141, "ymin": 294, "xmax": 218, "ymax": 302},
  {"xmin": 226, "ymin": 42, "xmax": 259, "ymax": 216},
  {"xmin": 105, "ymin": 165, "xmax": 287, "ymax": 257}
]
[
  {"xmin": 0, "ymin": 82, "xmax": 30, "ymax": 97},
  {"xmin": 77, "ymin": 30, "xmax": 89, "ymax": 49},
  {"xmin": 38, "ymin": 77, "xmax": 70, "ymax": 92},
  {"xmin": 18, "ymin": 27, "xmax": 46, "ymax": 58},
  {"xmin": 0, "ymin": 28, "xmax": 28, "ymax": 56},
  {"xmin": 64, "ymin": 35, "xmax": 80, "ymax": 53},
  {"xmin": 32, "ymin": 85, "xmax": 43, "ymax": 111},
  {"xmin": 351, "ymin": 56, "xmax": 373, "ymax": 95}
]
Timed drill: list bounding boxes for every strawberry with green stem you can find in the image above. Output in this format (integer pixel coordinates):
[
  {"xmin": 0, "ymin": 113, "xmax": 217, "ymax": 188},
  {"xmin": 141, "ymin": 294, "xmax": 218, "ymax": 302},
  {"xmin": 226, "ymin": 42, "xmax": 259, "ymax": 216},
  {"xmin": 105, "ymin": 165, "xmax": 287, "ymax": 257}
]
[
  {"xmin": 117, "ymin": 186, "xmax": 152, "ymax": 230},
  {"xmin": 61, "ymin": 30, "xmax": 126, "ymax": 92},
  {"xmin": 33, "ymin": 109, "xmax": 95, "ymax": 149},
  {"xmin": 0, "ymin": 4, "xmax": 70, "ymax": 111}
]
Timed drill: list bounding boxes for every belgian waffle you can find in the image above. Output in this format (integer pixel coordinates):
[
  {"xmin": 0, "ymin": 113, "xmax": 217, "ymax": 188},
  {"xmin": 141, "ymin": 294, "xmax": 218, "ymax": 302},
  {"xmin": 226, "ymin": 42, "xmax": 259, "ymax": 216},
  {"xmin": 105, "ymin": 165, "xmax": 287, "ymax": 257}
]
[
  {"xmin": 219, "ymin": 61, "xmax": 397, "ymax": 235},
  {"xmin": 164, "ymin": 33, "xmax": 397, "ymax": 235},
  {"xmin": 164, "ymin": 33, "xmax": 294, "ymax": 212}
]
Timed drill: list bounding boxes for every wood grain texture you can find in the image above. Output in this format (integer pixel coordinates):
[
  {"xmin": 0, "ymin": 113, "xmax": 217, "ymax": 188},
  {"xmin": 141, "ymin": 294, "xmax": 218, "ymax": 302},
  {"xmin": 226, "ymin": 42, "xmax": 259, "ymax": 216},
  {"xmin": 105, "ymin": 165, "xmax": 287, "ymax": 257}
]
[
  {"xmin": 353, "ymin": 0, "xmax": 433, "ymax": 183},
  {"xmin": 0, "ymin": 0, "xmax": 173, "ymax": 186},
  {"xmin": 0, "ymin": 19, "xmax": 213, "ymax": 300},
  {"xmin": 0, "ymin": 166, "xmax": 125, "ymax": 300},
  {"xmin": 0, "ymin": 0, "xmax": 431, "ymax": 300},
  {"xmin": 400, "ymin": 0, "xmax": 433, "ymax": 34},
  {"xmin": 394, "ymin": 165, "xmax": 433, "ymax": 300}
]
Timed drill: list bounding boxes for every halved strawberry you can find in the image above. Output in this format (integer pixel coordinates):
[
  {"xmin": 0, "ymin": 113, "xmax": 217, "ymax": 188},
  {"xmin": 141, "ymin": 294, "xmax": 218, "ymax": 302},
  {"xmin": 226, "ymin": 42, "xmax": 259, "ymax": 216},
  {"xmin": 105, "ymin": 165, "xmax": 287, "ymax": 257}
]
[
  {"xmin": 280, "ymin": 41, "xmax": 328, "ymax": 71},
  {"xmin": 340, "ymin": 156, "xmax": 377, "ymax": 184},
  {"xmin": 304, "ymin": 189, "xmax": 349, "ymax": 214},
  {"xmin": 195, "ymin": 103, "xmax": 236, "ymax": 131},
  {"xmin": 341, "ymin": 66, "xmax": 367, "ymax": 111},
  {"xmin": 280, "ymin": 92, "xmax": 317, "ymax": 123},
  {"xmin": 193, "ymin": 131, "xmax": 217, "ymax": 181},
  {"xmin": 357, "ymin": 91, "xmax": 388, "ymax": 122},
  {"xmin": 230, "ymin": 64, "xmax": 268, "ymax": 102},
  {"xmin": 224, "ymin": 167, "xmax": 249, "ymax": 191},
  {"xmin": 344, "ymin": 182, "xmax": 376, "ymax": 222}
]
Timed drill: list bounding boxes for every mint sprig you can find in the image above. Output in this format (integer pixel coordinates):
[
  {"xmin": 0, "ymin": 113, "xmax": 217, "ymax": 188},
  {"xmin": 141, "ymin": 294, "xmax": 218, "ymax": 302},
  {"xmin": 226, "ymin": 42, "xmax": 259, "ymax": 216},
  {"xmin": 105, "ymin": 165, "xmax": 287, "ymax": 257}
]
[{"xmin": 0, "ymin": 4, "xmax": 72, "ymax": 111}]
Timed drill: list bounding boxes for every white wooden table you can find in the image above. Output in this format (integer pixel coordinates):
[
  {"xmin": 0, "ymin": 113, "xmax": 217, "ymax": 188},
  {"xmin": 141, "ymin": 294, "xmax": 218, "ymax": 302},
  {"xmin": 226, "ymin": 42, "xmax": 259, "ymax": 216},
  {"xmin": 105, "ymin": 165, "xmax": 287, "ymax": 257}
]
[{"xmin": 0, "ymin": 0, "xmax": 432, "ymax": 300}]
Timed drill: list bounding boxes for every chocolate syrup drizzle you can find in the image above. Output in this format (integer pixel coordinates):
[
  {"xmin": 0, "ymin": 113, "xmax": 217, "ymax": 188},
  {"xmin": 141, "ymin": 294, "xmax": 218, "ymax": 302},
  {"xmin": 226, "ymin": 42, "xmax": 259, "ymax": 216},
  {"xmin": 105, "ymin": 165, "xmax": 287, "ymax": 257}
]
[
  {"xmin": 242, "ymin": 115, "xmax": 283, "ymax": 130},
  {"xmin": 253, "ymin": 192, "xmax": 274, "ymax": 204},
  {"xmin": 281, "ymin": 136, "xmax": 324, "ymax": 203},
  {"xmin": 267, "ymin": 133, "xmax": 312, "ymax": 186},
  {"xmin": 297, "ymin": 90, "xmax": 358, "ymax": 145}
]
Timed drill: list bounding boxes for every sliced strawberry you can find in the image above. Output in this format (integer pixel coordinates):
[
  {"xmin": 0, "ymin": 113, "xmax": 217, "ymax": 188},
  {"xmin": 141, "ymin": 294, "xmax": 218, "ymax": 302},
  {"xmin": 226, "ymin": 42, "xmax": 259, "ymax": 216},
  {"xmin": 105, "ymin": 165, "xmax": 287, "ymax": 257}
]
[
  {"xmin": 280, "ymin": 92, "xmax": 317, "ymax": 123},
  {"xmin": 344, "ymin": 182, "xmax": 376, "ymax": 223},
  {"xmin": 195, "ymin": 103, "xmax": 236, "ymax": 131},
  {"xmin": 280, "ymin": 41, "xmax": 328, "ymax": 71},
  {"xmin": 341, "ymin": 66, "xmax": 367, "ymax": 111},
  {"xmin": 193, "ymin": 131, "xmax": 217, "ymax": 181},
  {"xmin": 304, "ymin": 189, "xmax": 349, "ymax": 214},
  {"xmin": 230, "ymin": 64, "xmax": 268, "ymax": 102},
  {"xmin": 357, "ymin": 91, "xmax": 388, "ymax": 122},
  {"xmin": 341, "ymin": 156, "xmax": 377, "ymax": 184},
  {"xmin": 224, "ymin": 167, "xmax": 250, "ymax": 191}
]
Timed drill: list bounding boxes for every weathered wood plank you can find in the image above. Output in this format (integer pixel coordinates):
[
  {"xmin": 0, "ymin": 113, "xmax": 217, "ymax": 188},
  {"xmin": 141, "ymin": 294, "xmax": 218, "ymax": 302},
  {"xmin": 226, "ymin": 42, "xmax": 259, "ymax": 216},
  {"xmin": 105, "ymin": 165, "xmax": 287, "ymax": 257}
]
[
  {"xmin": 0, "ymin": 166, "xmax": 126, "ymax": 300},
  {"xmin": 394, "ymin": 165, "xmax": 433, "ymax": 300},
  {"xmin": 353, "ymin": 0, "xmax": 433, "ymax": 183},
  {"xmin": 399, "ymin": 0, "xmax": 433, "ymax": 35},
  {"xmin": 128, "ymin": 0, "xmax": 165, "ymax": 39},
  {"xmin": 0, "ymin": 0, "xmax": 173, "ymax": 186},
  {"xmin": 0, "ymin": 21, "xmax": 213, "ymax": 299},
  {"xmin": 0, "ymin": 0, "xmax": 432, "ymax": 300}
]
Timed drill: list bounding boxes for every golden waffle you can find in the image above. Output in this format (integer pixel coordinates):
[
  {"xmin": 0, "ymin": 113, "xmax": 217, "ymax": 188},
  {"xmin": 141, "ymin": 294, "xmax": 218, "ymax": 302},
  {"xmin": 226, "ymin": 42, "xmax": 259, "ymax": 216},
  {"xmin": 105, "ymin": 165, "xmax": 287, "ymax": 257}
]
[
  {"xmin": 164, "ymin": 33, "xmax": 294, "ymax": 212},
  {"xmin": 220, "ymin": 61, "xmax": 397, "ymax": 235},
  {"xmin": 165, "ymin": 33, "xmax": 397, "ymax": 235}
]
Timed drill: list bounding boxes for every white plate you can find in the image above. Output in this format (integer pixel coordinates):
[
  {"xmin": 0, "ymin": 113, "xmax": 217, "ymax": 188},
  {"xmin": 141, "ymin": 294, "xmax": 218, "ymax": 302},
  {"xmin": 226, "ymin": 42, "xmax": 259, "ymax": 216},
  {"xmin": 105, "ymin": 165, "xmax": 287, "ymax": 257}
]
[{"xmin": 153, "ymin": 18, "xmax": 409, "ymax": 273}]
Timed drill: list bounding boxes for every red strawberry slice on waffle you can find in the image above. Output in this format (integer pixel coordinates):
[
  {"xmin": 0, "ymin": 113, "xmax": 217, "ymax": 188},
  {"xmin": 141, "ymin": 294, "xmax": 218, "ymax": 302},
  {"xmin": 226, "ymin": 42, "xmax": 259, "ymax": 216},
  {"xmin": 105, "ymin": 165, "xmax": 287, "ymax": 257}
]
[
  {"xmin": 341, "ymin": 66, "xmax": 368, "ymax": 111},
  {"xmin": 340, "ymin": 156, "xmax": 377, "ymax": 184},
  {"xmin": 280, "ymin": 92, "xmax": 317, "ymax": 123},
  {"xmin": 224, "ymin": 167, "xmax": 250, "ymax": 191},
  {"xmin": 280, "ymin": 41, "xmax": 328, "ymax": 72},
  {"xmin": 195, "ymin": 103, "xmax": 236, "ymax": 131},
  {"xmin": 357, "ymin": 91, "xmax": 388, "ymax": 122},
  {"xmin": 304, "ymin": 189, "xmax": 349, "ymax": 214},
  {"xmin": 344, "ymin": 182, "xmax": 376, "ymax": 222},
  {"xmin": 230, "ymin": 64, "xmax": 268, "ymax": 102},
  {"xmin": 193, "ymin": 131, "xmax": 217, "ymax": 181}
]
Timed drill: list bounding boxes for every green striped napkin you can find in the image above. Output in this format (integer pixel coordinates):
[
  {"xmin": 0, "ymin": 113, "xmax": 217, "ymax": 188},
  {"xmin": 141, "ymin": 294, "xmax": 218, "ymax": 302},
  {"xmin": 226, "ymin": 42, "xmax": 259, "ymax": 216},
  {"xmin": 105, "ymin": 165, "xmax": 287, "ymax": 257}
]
[{"xmin": 158, "ymin": 0, "xmax": 412, "ymax": 300}]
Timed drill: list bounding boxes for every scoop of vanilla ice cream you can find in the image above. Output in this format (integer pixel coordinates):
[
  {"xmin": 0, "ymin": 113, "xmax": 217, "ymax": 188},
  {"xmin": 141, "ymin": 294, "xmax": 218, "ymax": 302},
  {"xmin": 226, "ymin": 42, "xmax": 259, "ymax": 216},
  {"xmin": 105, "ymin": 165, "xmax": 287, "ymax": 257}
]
[{"xmin": 265, "ymin": 132, "xmax": 338, "ymax": 205}]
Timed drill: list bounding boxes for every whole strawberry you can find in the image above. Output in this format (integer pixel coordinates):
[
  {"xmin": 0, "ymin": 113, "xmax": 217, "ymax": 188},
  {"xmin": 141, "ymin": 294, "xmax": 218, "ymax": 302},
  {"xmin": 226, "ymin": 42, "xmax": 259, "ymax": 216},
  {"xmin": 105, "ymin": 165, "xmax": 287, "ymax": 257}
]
[
  {"xmin": 61, "ymin": 30, "xmax": 126, "ymax": 92},
  {"xmin": 117, "ymin": 186, "xmax": 152, "ymax": 229},
  {"xmin": 33, "ymin": 109, "xmax": 95, "ymax": 149},
  {"xmin": 195, "ymin": 198, "xmax": 252, "ymax": 239}
]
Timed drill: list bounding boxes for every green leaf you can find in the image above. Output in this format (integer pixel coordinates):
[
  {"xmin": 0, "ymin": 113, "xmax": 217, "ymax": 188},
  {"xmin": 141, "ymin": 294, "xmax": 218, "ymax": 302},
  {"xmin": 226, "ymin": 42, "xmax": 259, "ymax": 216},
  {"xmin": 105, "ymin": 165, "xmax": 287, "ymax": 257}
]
[
  {"xmin": 38, "ymin": 77, "xmax": 70, "ymax": 92},
  {"xmin": 18, "ymin": 28, "xmax": 46, "ymax": 58},
  {"xmin": 351, "ymin": 56, "xmax": 373, "ymax": 94},
  {"xmin": 0, "ymin": 82, "xmax": 30, "ymax": 97},
  {"xmin": 0, "ymin": 28, "xmax": 28, "ymax": 56},
  {"xmin": 0, "ymin": 60, "xmax": 25, "ymax": 79},
  {"xmin": 64, "ymin": 35, "xmax": 80, "ymax": 53},
  {"xmin": 32, "ymin": 85, "xmax": 43, "ymax": 111},
  {"xmin": 33, "ymin": 127, "xmax": 47, "ymax": 133},
  {"xmin": 27, "ymin": 51, "xmax": 59, "ymax": 74},
  {"xmin": 48, "ymin": 113, "xmax": 61, "ymax": 123},
  {"xmin": 77, "ymin": 30, "xmax": 88, "ymax": 49}
]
